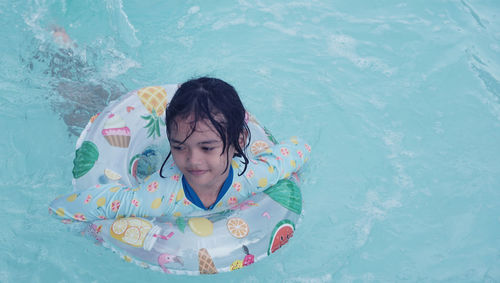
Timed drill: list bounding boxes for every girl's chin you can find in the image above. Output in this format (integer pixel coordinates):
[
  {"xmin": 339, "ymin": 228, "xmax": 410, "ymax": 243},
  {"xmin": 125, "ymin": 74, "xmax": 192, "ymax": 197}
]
[{"xmin": 184, "ymin": 175, "xmax": 210, "ymax": 187}]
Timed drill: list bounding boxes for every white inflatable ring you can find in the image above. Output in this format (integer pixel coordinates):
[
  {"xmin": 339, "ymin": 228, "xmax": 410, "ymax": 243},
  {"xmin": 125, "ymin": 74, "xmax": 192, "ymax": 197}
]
[{"xmin": 71, "ymin": 84, "xmax": 302, "ymax": 275}]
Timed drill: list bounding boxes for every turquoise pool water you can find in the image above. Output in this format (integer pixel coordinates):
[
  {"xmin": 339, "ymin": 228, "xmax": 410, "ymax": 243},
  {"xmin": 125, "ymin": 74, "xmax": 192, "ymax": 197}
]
[{"xmin": 1, "ymin": 0, "xmax": 500, "ymax": 282}]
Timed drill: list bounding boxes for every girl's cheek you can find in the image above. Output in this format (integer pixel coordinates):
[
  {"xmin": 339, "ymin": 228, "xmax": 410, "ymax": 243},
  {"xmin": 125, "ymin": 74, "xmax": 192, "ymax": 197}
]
[{"xmin": 171, "ymin": 152, "xmax": 183, "ymax": 164}]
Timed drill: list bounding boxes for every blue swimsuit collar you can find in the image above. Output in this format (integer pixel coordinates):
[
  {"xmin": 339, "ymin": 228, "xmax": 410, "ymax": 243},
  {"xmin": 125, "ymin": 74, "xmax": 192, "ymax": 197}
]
[{"xmin": 181, "ymin": 166, "xmax": 234, "ymax": 210}]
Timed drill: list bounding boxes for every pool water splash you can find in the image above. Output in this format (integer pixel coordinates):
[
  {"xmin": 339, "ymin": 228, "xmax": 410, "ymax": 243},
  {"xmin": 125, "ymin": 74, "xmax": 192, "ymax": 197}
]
[
  {"xmin": 327, "ymin": 34, "xmax": 397, "ymax": 77},
  {"xmin": 2, "ymin": 0, "xmax": 500, "ymax": 282},
  {"xmin": 467, "ymin": 48, "xmax": 500, "ymax": 121},
  {"xmin": 353, "ymin": 191, "xmax": 402, "ymax": 248}
]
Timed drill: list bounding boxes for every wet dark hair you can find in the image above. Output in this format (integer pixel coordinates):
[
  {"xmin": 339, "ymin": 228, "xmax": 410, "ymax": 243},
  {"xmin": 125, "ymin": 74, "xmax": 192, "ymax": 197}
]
[{"xmin": 159, "ymin": 77, "xmax": 250, "ymax": 177}]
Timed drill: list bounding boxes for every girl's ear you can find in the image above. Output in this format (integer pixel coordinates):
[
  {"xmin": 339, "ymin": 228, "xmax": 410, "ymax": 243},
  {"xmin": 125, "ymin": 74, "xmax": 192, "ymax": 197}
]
[{"xmin": 238, "ymin": 128, "xmax": 248, "ymax": 148}]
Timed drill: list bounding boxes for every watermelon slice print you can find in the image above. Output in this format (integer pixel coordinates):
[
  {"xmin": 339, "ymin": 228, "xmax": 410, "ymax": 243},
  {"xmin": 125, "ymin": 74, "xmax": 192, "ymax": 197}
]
[
  {"xmin": 129, "ymin": 154, "xmax": 140, "ymax": 181},
  {"xmin": 268, "ymin": 219, "xmax": 295, "ymax": 255},
  {"xmin": 72, "ymin": 141, "xmax": 99, "ymax": 178},
  {"xmin": 263, "ymin": 179, "xmax": 302, "ymax": 214}
]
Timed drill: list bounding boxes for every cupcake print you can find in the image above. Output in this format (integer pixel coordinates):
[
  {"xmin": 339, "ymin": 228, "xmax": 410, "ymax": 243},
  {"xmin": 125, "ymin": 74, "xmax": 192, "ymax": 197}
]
[{"xmin": 101, "ymin": 113, "xmax": 131, "ymax": 148}]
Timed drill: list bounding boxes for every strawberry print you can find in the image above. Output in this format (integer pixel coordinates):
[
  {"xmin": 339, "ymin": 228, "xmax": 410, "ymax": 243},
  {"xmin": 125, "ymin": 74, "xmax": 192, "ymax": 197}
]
[
  {"xmin": 246, "ymin": 170, "xmax": 254, "ymax": 179},
  {"xmin": 147, "ymin": 181, "xmax": 159, "ymax": 193},
  {"xmin": 228, "ymin": 196, "xmax": 238, "ymax": 205},
  {"xmin": 111, "ymin": 200, "xmax": 121, "ymax": 212},
  {"xmin": 232, "ymin": 182, "xmax": 242, "ymax": 192},
  {"xmin": 74, "ymin": 213, "xmax": 86, "ymax": 221},
  {"xmin": 84, "ymin": 195, "xmax": 92, "ymax": 204},
  {"xmin": 297, "ymin": 150, "xmax": 303, "ymax": 159},
  {"xmin": 131, "ymin": 199, "xmax": 140, "ymax": 207},
  {"xmin": 305, "ymin": 143, "xmax": 311, "ymax": 152}
]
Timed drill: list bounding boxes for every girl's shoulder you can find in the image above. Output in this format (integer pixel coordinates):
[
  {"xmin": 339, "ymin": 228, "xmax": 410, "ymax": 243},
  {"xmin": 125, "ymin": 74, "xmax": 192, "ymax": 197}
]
[{"xmin": 141, "ymin": 166, "xmax": 183, "ymax": 192}]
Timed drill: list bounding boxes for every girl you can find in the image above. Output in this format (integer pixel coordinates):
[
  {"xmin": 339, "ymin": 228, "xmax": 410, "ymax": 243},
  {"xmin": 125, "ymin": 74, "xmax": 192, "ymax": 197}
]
[{"xmin": 49, "ymin": 77, "xmax": 311, "ymax": 221}]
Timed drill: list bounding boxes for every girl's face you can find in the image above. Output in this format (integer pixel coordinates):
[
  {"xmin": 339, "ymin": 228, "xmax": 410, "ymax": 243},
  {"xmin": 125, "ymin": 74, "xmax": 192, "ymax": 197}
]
[{"xmin": 169, "ymin": 116, "xmax": 235, "ymax": 194}]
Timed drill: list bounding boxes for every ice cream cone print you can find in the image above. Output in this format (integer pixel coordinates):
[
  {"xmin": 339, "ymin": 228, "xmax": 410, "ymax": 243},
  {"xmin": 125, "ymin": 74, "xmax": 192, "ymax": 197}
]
[{"xmin": 198, "ymin": 248, "xmax": 217, "ymax": 274}]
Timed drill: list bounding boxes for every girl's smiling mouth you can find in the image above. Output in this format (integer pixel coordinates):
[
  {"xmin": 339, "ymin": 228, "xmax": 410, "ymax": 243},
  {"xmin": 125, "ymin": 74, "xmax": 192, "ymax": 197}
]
[{"xmin": 187, "ymin": 169, "xmax": 208, "ymax": 176}]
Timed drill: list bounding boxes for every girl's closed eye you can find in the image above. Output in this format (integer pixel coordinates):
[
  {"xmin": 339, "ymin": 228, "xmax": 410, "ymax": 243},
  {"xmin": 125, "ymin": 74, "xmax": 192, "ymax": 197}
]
[{"xmin": 172, "ymin": 145, "xmax": 185, "ymax": 151}]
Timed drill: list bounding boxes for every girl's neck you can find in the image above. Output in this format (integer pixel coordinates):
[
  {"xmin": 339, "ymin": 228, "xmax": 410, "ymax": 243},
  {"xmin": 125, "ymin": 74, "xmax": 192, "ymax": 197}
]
[
  {"xmin": 189, "ymin": 168, "xmax": 231, "ymax": 209},
  {"xmin": 196, "ymin": 191, "xmax": 220, "ymax": 209},
  {"xmin": 192, "ymin": 184, "xmax": 222, "ymax": 206}
]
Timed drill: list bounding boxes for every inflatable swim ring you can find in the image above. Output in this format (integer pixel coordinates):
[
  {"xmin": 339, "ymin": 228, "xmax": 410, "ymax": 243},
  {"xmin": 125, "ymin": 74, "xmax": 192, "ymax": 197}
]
[{"xmin": 70, "ymin": 84, "xmax": 303, "ymax": 275}]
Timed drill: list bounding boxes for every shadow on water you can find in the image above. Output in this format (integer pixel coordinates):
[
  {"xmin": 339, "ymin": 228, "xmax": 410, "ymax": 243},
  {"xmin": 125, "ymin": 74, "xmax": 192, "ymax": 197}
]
[{"xmin": 21, "ymin": 29, "xmax": 128, "ymax": 136}]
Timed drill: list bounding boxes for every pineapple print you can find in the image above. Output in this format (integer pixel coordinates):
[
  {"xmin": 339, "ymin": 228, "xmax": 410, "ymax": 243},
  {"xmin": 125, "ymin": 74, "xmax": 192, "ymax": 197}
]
[{"xmin": 137, "ymin": 86, "xmax": 168, "ymax": 138}]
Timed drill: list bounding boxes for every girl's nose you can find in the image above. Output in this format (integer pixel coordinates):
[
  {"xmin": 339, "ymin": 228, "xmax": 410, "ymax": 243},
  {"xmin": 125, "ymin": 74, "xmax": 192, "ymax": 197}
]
[{"xmin": 187, "ymin": 149, "xmax": 202, "ymax": 165}]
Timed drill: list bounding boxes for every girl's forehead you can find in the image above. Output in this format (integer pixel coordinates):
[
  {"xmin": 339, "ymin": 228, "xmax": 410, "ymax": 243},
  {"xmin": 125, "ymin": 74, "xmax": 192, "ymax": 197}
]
[{"xmin": 171, "ymin": 118, "xmax": 221, "ymax": 140}]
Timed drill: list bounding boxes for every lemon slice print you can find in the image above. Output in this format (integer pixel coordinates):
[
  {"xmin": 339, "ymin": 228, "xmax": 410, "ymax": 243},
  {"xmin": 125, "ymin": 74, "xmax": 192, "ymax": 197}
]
[
  {"xmin": 96, "ymin": 197, "xmax": 106, "ymax": 208},
  {"xmin": 109, "ymin": 186, "xmax": 121, "ymax": 192},
  {"xmin": 128, "ymin": 218, "xmax": 152, "ymax": 230},
  {"xmin": 258, "ymin": 178, "xmax": 268, "ymax": 188},
  {"xmin": 226, "ymin": 217, "xmax": 249, "ymax": 239},
  {"xmin": 123, "ymin": 227, "xmax": 141, "ymax": 245},
  {"xmin": 55, "ymin": 208, "xmax": 65, "ymax": 217},
  {"xmin": 104, "ymin": 168, "xmax": 122, "ymax": 180},
  {"xmin": 66, "ymin": 193, "xmax": 78, "ymax": 202},
  {"xmin": 151, "ymin": 197, "xmax": 163, "ymax": 209},
  {"xmin": 176, "ymin": 189, "xmax": 185, "ymax": 202},
  {"xmin": 231, "ymin": 160, "xmax": 240, "ymax": 169},
  {"xmin": 111, "ymin": 219, "xmax": 128, "ymax": 235},
  {"xmin": 188, "ymin": 217, "xmax": 213, "ymax": 237},
  {"xmin": 127, "ymin": 218, "xmax": 142, "ymax": 227}
]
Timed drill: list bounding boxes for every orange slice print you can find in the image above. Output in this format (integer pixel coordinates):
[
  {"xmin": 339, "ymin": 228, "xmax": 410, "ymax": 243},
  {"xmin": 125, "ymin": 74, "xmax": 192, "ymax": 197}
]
[
  {"xmin": 250, "ymin": 140, "xmax": 270, "ymax": 155},
  {"xmin": 226, "ymin": 217, "xmax": 249, "ymax": 239}
]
